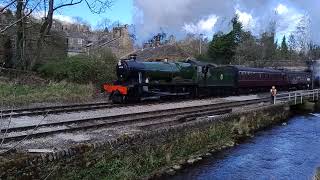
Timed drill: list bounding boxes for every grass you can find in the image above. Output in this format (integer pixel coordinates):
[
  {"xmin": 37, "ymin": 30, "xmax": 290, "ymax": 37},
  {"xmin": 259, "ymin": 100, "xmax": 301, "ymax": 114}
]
[
  {"xmin": 0, "ymin": 81, "xmax": 95, "ymax": 106},
  {"xmin": 62, "ymin": 122, "xmax": 235, "ymax": 180}
]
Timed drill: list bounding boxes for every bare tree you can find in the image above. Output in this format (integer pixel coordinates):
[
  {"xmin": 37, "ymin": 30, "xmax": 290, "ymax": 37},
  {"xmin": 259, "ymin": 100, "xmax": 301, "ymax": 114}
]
[
  {"xmin": 1, "ymin": 0, "xmax": 113, "ymax": 69},
  {"xmin": 295, "ymin": 15, "xmax": 311, "ymax": 55},
  {"xmin": 288, "ymin": 34, "xmax": 296, "ymax": 52},
  {"xmin": 0, "ymin": 0, "xmax": 17, "ymax": 14},
  {"xmin": 34, "ymin": 0, "xmax": 113, "ymax": 68},
  {"xmin": 288, "ymin": 34, "xmax": 299, "ymax": 60},
  {"xmin": 96, "ymin": 17, "xmax": 112, "ymax": 32}
]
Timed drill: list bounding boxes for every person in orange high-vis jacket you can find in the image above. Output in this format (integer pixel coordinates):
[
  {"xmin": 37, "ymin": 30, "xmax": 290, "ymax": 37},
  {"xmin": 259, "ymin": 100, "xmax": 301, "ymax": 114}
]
[{"xmin": 270, "ymin": 86, "xmax": 277, "ymax": 104}]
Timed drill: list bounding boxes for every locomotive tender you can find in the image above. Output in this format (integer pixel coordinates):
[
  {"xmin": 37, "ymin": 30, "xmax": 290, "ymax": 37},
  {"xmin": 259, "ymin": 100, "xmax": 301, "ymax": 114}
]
[{"xmin": 104, "ymin": 57, "xmax": 312, "ymax": 103}]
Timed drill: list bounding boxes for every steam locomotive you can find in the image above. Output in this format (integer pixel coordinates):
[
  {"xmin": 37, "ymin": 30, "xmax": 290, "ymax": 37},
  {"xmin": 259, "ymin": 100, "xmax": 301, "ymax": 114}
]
[{"xmin": 104, "ymin": 56, "xmax": 312, "ymax": 103}]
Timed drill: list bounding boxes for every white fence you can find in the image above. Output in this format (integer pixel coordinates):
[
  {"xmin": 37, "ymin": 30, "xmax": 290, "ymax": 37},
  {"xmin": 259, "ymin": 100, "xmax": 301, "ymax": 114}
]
[{"xmin": 274, "ymin": 89, "xmax": 320, "ymax": 105}]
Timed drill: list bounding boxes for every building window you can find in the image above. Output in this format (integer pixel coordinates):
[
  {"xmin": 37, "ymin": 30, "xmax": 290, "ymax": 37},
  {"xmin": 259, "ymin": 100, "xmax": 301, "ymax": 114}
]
[{"xmin": 78, "ymin": 39, "xmax": 82, "ymax": 45}]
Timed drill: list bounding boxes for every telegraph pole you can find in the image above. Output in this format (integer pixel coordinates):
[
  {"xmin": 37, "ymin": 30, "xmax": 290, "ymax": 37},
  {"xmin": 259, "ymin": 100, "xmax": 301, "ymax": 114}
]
[{"xmin": 199, "ymin": 33, "xmax": 203, "ymax": 54}]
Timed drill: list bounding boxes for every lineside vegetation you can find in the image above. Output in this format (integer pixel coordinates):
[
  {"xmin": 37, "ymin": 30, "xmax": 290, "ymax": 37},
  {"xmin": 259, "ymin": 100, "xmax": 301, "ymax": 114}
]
[{"xmin": 0, "ymin": 81, "xmax": 94, "ymax": 106}]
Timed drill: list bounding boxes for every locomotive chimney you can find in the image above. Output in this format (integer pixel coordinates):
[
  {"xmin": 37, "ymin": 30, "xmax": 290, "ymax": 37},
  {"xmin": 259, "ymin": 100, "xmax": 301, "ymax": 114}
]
[{"xmin": 129, "ymin": 54, "xmax": 137, "ymax": 61}]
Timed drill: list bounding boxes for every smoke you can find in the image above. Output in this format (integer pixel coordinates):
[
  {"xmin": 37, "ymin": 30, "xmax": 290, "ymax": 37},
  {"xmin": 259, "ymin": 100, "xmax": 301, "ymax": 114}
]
[
  {"xmin": 133, "ymin": 0, "xmax": 320, "ymax": 43},
  {"xmin": 133, "ymin": 0, "xmax": 235, "ymax": 41}
]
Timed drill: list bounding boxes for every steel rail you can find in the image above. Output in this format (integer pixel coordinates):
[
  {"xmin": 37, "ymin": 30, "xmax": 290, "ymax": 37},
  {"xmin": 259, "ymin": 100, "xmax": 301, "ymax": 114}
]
[
  {"xmin": 0, "ymin": 97, "xmax": 218, "ymax": 118},
  {"xmin": 2, "ymin": 97, "xmax": 270, "ymax": 142},
  {"xmin": 1, "ymin": 89, "xmax": 317, "ymax": 118},
  {"xmin": 0, "ymin": 101, "xmax": 114, "ymax": 118}
]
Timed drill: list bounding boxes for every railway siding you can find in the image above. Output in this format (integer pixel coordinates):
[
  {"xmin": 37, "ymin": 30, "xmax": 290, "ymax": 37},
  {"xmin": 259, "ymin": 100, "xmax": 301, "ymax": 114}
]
[{"xmin": 0, "ymin": 103, "xmax": 291, "ymax": 179}]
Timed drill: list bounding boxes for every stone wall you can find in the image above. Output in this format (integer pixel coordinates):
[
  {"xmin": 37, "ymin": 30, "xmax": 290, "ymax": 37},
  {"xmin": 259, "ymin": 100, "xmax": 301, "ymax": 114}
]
[
  {"xmin": 0, "ymin": 103, "xmax": 290, "ymax": 179},
  {"xmin": 92, "ymin": 25, "xmax": 134, "ymax": 58}
]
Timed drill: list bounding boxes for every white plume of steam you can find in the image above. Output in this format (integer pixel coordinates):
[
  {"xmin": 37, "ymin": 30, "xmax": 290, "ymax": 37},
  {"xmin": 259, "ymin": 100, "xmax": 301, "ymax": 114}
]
[
  {"xmin": 133, "ymin": 0, "xmax": 320, "ymax": 43},
  {"xmin": 133, "ymin": 0, "xmax": 235, "ymax": 41}
]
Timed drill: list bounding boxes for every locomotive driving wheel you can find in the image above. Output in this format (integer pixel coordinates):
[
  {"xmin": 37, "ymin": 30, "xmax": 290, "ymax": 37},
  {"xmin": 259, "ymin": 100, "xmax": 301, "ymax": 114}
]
[{"xmin": 111, "ymin": 90, "xmax": 127, "ymax": 104}]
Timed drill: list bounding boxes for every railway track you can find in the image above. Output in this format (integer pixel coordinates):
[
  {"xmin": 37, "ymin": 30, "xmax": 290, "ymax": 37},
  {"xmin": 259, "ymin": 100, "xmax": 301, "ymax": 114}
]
[
  {"xmin": 0, "ymin": 101, "xmax": 118, "ymax": 118},
  {"xmin": 0, "ymin": 91, "xmax": 278, "ymax": 118},
  {"xmin": 0, "ymin": 98, "xmax": 214, "ymax": 118},
  {"xmin": 1, "ymin": 97, "xmax": 270, "ymax": 142}
]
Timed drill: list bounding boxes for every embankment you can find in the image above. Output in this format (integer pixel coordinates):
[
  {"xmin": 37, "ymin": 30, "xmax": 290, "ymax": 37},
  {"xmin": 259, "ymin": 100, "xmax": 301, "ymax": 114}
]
[{"xmin": 0, "ymin": 103, "xmax": 291, "ymax": 180}]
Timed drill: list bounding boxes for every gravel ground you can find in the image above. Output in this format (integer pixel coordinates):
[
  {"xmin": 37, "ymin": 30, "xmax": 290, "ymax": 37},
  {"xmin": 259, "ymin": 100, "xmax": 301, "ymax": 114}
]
[
  {"xmin": 0, "ymin": 94, "xmax": 267, "ymax": 152},
  {"xmin": 0, "ymin": 97, "xmax": 234, "ymax": 128}
]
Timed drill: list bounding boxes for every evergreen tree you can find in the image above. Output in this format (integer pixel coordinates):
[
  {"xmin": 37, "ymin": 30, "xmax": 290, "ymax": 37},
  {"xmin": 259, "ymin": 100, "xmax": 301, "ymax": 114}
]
[
  {"xmin": 207, "ymin": 16, "xmax": 243, "ymax": 64},
  {"xmin": 231, "ymin": 15, "xmax": 243, "ymax": 44},
  {"xmin": 281, "ymin": 35, "xmax": 289, "ymax": 59}
]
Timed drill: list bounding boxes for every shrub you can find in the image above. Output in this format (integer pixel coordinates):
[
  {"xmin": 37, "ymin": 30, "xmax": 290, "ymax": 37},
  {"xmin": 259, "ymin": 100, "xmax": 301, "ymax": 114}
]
[{"xmin": 38, "ymin": 49, "xmax": 117, "ymax": 85}]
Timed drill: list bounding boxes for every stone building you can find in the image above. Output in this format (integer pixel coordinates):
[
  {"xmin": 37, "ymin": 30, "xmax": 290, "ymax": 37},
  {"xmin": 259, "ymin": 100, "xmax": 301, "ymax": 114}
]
[
  {"xmin": 52, "ymin": 19, "xmax": 133, "ymax": 58},
  {"xmin": 52, "ymin": 20, "xmax": 91, "ymax": 56},
  {"xmin": 86, "ymin": 24, "xmax": 134, "ymax": 58}
]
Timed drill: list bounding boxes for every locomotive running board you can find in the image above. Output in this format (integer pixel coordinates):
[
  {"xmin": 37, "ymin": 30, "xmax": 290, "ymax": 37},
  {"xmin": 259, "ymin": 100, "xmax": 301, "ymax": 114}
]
[
  {"xmin": 147, "ymin": 91, "xmax": 190, "ymax": 96},
  {"xmin": 141, "ymin": 96, "xmax": 161, "ymax": 101}
]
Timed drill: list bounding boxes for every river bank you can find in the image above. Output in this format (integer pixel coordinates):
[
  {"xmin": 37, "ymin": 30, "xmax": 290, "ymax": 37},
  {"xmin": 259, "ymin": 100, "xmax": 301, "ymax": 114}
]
[{"xmin": 167, "ymin": 108, "xmax": 320, "ymax": 179}]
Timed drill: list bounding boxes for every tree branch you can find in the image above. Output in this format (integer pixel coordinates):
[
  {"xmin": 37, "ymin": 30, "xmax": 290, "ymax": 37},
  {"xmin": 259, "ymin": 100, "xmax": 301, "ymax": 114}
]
[
  {"xmin": 0, "ymin": 1, "xmax": 40, "ymax": 34},
  {"xmin": 84, "ymin": 0, "xmax": 113, "ymax": 14},
  {"xmin": 0, "ymin": 0, "xmax": 17, "ymax": 14},
  {"xmin": 53, "ymin": 0, "xmax": 83, "ymax": 11}
]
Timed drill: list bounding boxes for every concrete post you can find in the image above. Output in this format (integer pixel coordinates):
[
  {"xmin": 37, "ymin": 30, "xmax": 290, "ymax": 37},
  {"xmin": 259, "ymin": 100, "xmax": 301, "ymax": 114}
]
[
  {"xmin": 289, "ymin": 93, "xmax": 291, "ymax": 101},
  {"xmin": 313, "ymin": 89, "xmax": 315, "ymax": 101},
  {"xmin": 312, "ymin": 60, "xmax": 315, "ymax": 90}
]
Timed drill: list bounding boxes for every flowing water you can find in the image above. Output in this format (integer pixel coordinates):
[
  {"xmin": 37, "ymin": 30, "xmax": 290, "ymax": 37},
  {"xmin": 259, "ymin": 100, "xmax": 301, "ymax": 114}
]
[{"xmin": 169, "ymin": 113, "xmax": 320, "ymax": 180}]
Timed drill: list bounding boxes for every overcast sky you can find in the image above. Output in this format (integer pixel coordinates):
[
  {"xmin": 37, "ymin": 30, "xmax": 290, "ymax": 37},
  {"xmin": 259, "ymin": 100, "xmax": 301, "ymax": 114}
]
[{"xmin": 2, "ymin": 0, "xmax": 319, "ymax": 42}]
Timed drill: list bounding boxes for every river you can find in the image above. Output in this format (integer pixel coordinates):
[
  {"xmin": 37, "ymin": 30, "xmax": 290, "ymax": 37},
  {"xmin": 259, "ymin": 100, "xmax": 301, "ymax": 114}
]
[{"xmin": 169, "ymin": 113, "xmax": 320, "ymax": 180}]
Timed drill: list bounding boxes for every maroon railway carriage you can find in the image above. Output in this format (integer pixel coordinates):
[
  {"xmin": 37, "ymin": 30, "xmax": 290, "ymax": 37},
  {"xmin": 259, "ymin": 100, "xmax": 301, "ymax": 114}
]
[
  {"xmin": 237, "ymin": 66, "xmax": 288, "ymax": 89},
  {"xmin": 207, "ymin": 66, "xmax": 311, "ymax": 94}
]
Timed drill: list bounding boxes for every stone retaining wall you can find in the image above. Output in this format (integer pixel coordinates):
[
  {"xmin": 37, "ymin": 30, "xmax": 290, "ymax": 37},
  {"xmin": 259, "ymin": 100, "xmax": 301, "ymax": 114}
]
[{"xmin": 0, "ymin": 103, "xmax": 290, "ymax": 180}]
